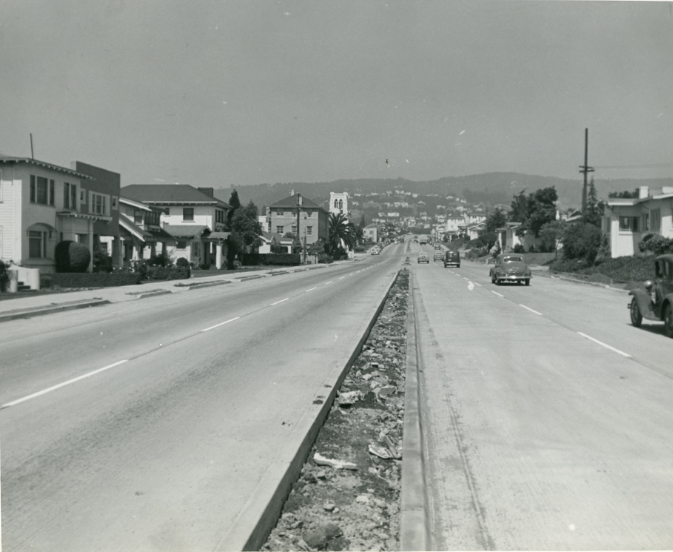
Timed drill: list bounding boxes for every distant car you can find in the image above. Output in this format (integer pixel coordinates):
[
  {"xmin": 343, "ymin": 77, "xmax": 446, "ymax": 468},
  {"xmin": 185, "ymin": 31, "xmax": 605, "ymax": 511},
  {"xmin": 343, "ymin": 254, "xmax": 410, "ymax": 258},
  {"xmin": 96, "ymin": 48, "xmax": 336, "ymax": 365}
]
[
  {"xmin": 418, "ymin": 252, "xmax": 429, "ymax": 264},
  {"xmin": 434, "ymin": 244, "xmax": 441, "ymax": 250},
  {"xmin": 371, "ymin": 248, "xmax": 380, "ymax": 255},
  {"xmin": 434, "ymin": 251, "xmax": 444, "ymax": 261},
  {"xmin": 489, "ymin": 254, "xmax": 531, "ymax": 285},
  {"xmin": 628, "ymin": 254, "xmax": 673, "ymax": 337},
  {"xmin": 444, "ymin": 250, "xmax": 460, "ymax": 268}
]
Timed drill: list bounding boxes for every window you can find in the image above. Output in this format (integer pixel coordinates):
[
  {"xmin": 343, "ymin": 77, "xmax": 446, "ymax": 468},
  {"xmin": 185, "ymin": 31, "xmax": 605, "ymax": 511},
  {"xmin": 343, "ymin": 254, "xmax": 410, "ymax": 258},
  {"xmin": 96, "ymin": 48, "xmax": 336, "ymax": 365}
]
[
  {"xmin": 619, "ymin": 216, "xmax": 639, "ymax": 232},
  {"xmin": 641, "ymin": 213, "xmax": 650, "ymax": 232},
  {"xmin": 81, "ymin": 190, "xmax": 85, "ymax": 201},
  {"xmin": 183, "ymin": 207, "xmax": 194, "ymax": 221},
  {"xmin": 276, "ymin": 226, "xmax": 284, "ymax": 234},
  {"xmin": 216, "ymin": 209, "xmax": 224, "ymax": 223},
  {"xmin": 112, "ymin": 196, "xmax": 118, "ymax": 209},
  {"xmin": 63, "ymin": 183, "xmax": 77, "ymax": 210},
  {"xmin": 29, "ymin": 230, "xmax": 46, "ymax": 258},
  {"xmin": 307, "ymin": 226, "xmax": 313, "ymax": 235},
  {"xmin": 292, "ymin": 225, "xmax": 297, "ymax": 233},
  {"xmin": 192, "ymin": 241, "xmax": 200, "ymax": 256},
  {"xmin": 30, "ymin": 175, "xmax": 55, "ymax": 206},
  {"xmin": 89, "ymin": 192, "xmax": 109, "ymax": 215},
  {"xmin": 134, "ymin": 210, "xmax": 144, "ymax": 225},
  {"xmin": 164, "ymin": 207, "xmax": 170, "ymax": 215},
  {"xmin": 64, "ymin": 182, "xmax": 70, "ymax": 208},
  {"xmin": 651, "ymin": 209, "xmax": 661, "ymax": 232}
]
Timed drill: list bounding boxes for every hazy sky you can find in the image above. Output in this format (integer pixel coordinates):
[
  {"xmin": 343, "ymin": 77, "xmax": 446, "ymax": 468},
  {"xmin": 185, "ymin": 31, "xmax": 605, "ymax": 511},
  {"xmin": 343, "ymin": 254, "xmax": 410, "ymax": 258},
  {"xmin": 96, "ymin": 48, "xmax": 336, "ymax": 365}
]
[{"xmin": 1, "ymin": 1, "xmax": 672, "ymax": 188}]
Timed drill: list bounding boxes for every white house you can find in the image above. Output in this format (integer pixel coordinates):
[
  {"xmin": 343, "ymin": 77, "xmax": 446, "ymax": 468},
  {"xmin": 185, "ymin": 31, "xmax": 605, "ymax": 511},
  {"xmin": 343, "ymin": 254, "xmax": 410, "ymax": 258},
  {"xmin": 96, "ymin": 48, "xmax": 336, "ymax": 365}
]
[{"xmin": 603, "ymin": 186, "xmax": 673, "ymax": 258}]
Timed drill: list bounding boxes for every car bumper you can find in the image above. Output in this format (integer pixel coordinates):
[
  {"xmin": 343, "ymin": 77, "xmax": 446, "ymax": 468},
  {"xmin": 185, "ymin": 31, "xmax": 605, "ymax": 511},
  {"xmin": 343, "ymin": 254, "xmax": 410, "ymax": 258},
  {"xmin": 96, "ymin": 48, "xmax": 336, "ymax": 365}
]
[{"xmin": 499, "ymin": 274, "xmax": 530, "ymax": 281}]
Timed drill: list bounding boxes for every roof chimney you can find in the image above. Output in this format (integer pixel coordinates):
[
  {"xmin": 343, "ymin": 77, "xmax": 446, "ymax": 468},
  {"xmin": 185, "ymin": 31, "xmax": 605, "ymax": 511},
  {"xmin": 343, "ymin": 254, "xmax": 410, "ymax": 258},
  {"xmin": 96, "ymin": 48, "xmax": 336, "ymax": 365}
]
[
  {"xmin": 639, "ymin": 186, "xmax": 649, "ymax": 199},
  {"xmin": 290, "ymin": 189, "xmax": 295, "ymax": 196}
]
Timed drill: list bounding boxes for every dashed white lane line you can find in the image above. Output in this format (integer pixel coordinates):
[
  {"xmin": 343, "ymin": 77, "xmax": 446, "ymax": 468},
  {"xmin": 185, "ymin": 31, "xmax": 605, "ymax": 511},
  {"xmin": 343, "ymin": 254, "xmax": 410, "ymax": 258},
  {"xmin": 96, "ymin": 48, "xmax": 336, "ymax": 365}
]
[
  {"xmin": 324, "ymin": 281, "xmax": 333, "ymax": 285},
  {"xmin": 577, "ymin": 332, "xmax": 631, "ymax": 358},
  {"xmin": 306, "ymin": 287, "xmax": 317, "ymax": 292},
  {"xmin": 271, "ymin": 298, "xmax": 289, "ymax": 305},
  {"xmin": 1, "ymin": 360, "xmax": 129, "ymax": 409},
  {"xmin": 201, "ymin": 317, "xmax": 241, "ymax": 332},
  {"xmin": 491, "ymin": 291, "xmax": 504, "ymax": 298},
  {"xmin": 474, "ymin": 282, "xmax": 482, "ymax": 287},
  {"xmin": 520, "ymin": 304, "xmax": 542, "ymax": 316},
  {"xmin": 463, "ymin": 277, "xmax": 469, "ymax": 280},
  {"xmin": 338, "ymin": 276, "xmax": 345, "ymax": 280}
]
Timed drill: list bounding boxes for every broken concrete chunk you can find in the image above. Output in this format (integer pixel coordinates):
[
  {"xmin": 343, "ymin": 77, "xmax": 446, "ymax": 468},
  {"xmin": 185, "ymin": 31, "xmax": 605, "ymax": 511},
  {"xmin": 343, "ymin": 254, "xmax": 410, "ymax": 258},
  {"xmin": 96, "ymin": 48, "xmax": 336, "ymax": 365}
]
[
  {"xmin": 368, "ymin": 443, "xmax": 393, "ymax": 460},
  {"xmin": 336, "ymin": 390, "xmax": 361, "ymax": 406},
  {"xmin": 313, "ymin": 452, "xmax": 357, "ymax": 470},
  {"xmin": 378, "ymin": 385, "xmax": 396, "ymax": 398},
  {"xmin": 355, "ymin": 495, "xmax": 370, "ymax": 504}
]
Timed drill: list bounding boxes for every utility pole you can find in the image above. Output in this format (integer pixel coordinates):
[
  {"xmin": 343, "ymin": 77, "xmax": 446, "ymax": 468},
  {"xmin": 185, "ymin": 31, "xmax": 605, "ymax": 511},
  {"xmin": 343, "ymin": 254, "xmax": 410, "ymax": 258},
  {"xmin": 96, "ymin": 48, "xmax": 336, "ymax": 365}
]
[
  {"xmin": 296, "ymin": 193, "xmax": 303, "ymax": 262},
  {"xmin": 579, "ymin": 128, "xmax": 594, "ymax": 214}
]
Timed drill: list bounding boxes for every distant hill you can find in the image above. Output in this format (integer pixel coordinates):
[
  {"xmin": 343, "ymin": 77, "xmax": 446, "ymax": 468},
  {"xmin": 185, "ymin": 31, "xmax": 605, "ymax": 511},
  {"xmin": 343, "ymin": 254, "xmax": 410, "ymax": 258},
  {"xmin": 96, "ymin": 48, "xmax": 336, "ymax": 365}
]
[{"xmin": 214, "ymin": 173, "xmax": 673, "ymax": 212}]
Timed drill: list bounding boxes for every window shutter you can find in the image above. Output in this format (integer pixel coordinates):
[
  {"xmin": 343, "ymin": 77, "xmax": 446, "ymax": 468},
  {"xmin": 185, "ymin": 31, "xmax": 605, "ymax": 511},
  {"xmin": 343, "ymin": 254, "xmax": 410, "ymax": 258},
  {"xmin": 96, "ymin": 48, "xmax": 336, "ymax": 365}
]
[
  {"xmin": 49, "ymin": 180, "xmax": 55, "ymax": 205},
  {"xmin": 30, "ymin": 175, "xmax": 36, "ymax": 202}
]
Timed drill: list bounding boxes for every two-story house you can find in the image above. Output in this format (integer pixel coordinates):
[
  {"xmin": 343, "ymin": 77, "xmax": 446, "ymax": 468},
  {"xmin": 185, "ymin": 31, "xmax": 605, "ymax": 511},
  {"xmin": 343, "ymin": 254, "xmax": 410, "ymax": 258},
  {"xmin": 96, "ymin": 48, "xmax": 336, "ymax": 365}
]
[
  {"xmin": 268, "ymin": 193, "xmax": 329, "ymax": 246},
  {"xmin": 121, "ymin": 184, "xmax": 230, "ymax": 267},
  {"xmin": 0, "ymin": 154, "xmax": 120, "ymax": 273},
  {"xmin": 603, "ymin": 186, "xmax": 673, "ymax": 258}
]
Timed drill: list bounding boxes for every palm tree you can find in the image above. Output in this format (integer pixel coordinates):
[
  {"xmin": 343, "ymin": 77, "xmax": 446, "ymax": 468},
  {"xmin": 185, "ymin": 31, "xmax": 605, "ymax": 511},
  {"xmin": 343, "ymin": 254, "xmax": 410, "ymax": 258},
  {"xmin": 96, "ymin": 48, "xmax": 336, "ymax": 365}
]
[{"xmin": 328, "ymin": 212, "xmax": 355, "ymax": 256}]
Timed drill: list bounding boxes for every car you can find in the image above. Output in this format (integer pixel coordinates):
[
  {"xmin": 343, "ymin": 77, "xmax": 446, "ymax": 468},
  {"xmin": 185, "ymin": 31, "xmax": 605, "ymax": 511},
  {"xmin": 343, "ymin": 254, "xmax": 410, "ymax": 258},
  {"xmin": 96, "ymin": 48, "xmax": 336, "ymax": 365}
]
[
  {"xmin": 434, "ymin": 244, "xmax": 441, "ymax": 250},
  {"xmin": 371, "ymin": 248, "xmax": 380, "ymax": 255},
  {"xmin": 628, "ymin": 254, "xmax": 673, "ymax": 337},
  {"xmin": 418, "ymin": 252, "xmax": 429, "ymax": 264},
  {"xmin": 489, "ymin": 254, "xmax": 531, "ymax": 285},
  {"xmin": 444, "ymin": 250, "xmax": 460, "ymax": 268},
  {"xmin": 433, "ymin": 251, "xmax": 444, "ymax": 261}
]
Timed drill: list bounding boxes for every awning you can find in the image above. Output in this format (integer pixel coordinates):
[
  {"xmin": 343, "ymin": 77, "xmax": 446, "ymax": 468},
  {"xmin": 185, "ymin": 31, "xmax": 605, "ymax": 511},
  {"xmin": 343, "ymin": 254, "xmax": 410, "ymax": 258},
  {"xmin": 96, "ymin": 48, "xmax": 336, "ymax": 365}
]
[{"xmin": 57, "ymin": 210, "xmax": 112, "ymax": 222}]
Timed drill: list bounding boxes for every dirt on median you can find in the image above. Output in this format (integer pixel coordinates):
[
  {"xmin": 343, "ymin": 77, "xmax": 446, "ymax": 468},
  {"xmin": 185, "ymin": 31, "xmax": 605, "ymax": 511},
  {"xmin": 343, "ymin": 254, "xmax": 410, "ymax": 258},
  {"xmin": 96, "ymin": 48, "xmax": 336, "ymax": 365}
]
[{"xmin": 262, "ymin": 269, "xmax": 410, "ymax": 552}]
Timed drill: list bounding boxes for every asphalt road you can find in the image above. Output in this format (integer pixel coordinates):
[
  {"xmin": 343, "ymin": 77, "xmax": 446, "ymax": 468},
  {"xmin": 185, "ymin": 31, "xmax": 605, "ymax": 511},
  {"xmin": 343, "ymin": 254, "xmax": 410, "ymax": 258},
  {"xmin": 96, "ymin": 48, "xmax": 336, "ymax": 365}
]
[
  {"xmin": 410, "ymin": 242, "xmax": 673, "ymax": 550},
  {"xmin": 0, "ymin": 248, "xmax": 402, "ymax": 551}
]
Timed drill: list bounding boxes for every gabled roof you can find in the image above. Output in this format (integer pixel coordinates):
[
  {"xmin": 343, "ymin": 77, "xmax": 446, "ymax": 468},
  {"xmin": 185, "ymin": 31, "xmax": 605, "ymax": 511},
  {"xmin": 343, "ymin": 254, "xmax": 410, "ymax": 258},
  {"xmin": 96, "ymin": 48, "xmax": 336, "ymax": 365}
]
[
  {"xmin": 122, "ymin": 184, "xmax": 230, "ymax": 209},
  {"xmin": 0, "ymin": 154, "xmax": 94, "ymax": 179},
  {"xmin": 270, "ymin": 193, "xmax": 327, "ymax": 211},
  {"xmin": 120, "ymin": 195, "xmax": 154, "ymax": 212}
]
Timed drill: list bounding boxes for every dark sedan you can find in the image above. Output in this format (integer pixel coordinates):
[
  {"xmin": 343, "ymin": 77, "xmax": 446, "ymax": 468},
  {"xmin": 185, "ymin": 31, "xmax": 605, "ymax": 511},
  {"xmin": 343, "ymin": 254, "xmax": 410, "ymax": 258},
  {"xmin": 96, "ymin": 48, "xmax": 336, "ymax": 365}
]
[{"xmin": 489, "ymin": 254, "xmax": 531, "ymax": 285}]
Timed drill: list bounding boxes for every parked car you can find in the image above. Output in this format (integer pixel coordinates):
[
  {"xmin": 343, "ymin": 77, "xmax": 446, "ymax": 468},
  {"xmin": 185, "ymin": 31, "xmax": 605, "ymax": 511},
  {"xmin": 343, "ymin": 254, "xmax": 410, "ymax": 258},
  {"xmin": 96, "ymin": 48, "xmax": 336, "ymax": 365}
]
[
  {"xmin": 371, "ymin": 248, "xmax": 380, "ymax": 255},
  {"xmin": 489, "ymin": 254, "xmax": 531, "ymax": 285},
  {"xmin": 418, "ymin": 252, "xmax": 429, "ymax": 264},
  {"xmin": 628, "ymin": 254, "xmax": 673, "ymax": 337},
  {"xmin": 433, "ymin": 251, "xmax": 444, "ymax": 261},
  {"xmin": 434, "ymin": 244, "xmax": 441, "ymax": 250},
  {"xmin": 444, "ymin": 250, "xmax": 460, "ymax": 268}
]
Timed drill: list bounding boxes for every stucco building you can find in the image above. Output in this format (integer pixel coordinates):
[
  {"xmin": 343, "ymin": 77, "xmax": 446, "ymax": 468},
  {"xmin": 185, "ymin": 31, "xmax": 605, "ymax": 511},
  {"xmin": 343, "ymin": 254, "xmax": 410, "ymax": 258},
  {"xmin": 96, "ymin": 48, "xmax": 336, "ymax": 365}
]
[{"xmin": 268, "ymin": 193, "xmax": 329, "ymax": 246}]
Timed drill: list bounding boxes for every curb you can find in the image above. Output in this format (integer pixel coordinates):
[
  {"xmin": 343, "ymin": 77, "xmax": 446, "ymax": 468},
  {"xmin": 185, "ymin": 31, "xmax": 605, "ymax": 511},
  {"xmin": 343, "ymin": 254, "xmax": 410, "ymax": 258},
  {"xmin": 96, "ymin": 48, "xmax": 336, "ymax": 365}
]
[
  {"xmin": 536, "ymin": 271, "xmax": 629, "ymax": 293},
  {"xmin": 400, "ymin": 271, "xmax": 431, "ymax": 551},
  {"xmin": 0, "ymin": 298, "xmax": 111, "ymax": 324},
  {"xmin": 135, "ymin": 290, "xmax": 174, "ymax": 300},
  {"xmin": 218, "ymin": 268, "xmax": 401, "ymax": 551}
]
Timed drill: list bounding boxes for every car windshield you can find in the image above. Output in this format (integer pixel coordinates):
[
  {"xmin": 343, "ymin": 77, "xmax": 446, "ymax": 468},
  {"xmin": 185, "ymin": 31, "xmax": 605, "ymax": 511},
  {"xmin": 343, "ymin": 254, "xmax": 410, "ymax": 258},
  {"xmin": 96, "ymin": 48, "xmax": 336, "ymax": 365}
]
[{"xmin": 502, "ymin": 256, "xmax": 523, "ymax": 263}]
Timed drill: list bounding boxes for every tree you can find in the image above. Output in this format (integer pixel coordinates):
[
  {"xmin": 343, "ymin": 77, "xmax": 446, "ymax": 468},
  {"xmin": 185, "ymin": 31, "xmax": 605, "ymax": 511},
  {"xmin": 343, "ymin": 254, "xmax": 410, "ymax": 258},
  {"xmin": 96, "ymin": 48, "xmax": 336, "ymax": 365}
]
[
  {"xmin": 485, "ymin": 207, "xmax": 507, "ymax": 234},
  {"xmin": 226, "ymin": 189, "xmax": 242, "ymax": 227},
  {"xmin": 328, "ymin": 212, "xmax": 355, "ymax": 258},
  {"xmin": 526, "ymin": 187, "xmax": 558, "ymax": 237},
  {"xmin": 225, "ymin": 200, "xmax": 263, "ymax": 268},
  {"xmin": 561, "ymin": 222, "xmax": 603, "ymax": 263},
  {"xmin": 608, "ymin": 189, "xmax": 638, "ymax": 199},
  {"xmin": 539, "ymin": 220, "xmax": 567, "ymax": 259},
  {"xmin": 583, "ymin": 178, "xmax": 602, "ymax": 227},
  {"xmin": 509, "ymin": 190, "xmax": 528, "ymax": 223}
]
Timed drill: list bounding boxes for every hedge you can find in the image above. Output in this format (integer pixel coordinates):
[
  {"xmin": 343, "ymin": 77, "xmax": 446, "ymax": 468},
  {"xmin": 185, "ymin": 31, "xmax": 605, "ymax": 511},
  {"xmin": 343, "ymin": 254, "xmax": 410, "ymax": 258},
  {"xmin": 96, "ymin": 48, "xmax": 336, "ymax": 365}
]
[
  {"xmin": 55, "ymin": 241, "xmax": 91, "ymax": 273},
  {"xmin": 44, "ymin": 272, "xmax": 142, "ymax": 288},
  {"xmin": 146, "ymin": 266, "xmax": 191, "ymax": 280},
  {"xmin": 550, "ymin": 255, "xmax": 657, "ymax": 283}
]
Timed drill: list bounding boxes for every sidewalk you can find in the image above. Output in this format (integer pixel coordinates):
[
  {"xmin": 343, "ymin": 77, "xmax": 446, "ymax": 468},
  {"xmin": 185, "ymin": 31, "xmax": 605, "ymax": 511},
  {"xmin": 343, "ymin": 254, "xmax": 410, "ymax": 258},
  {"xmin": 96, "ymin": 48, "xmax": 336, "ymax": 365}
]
[{"xmin": 0, "ymin": 263, "xmax": 339, "ymax": 323}]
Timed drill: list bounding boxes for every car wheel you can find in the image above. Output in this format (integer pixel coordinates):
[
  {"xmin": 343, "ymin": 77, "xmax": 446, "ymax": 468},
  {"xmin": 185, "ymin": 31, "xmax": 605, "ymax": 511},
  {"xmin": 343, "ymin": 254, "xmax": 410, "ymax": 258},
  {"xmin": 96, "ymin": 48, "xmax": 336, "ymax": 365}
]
[
  {"xmin": 491, "ymin": 273, "xmax": 495, "ymax": 284},
  {"xmin": 629, "ymin": 297, "xmax": 643, "ymax": 328},
  {"xmin": 524, "ymin": 279, "xmax": 530, "ymax": 286},
  {"xmin": 664, "ymin": 303, "xmax": 673, "ymax": 338}
]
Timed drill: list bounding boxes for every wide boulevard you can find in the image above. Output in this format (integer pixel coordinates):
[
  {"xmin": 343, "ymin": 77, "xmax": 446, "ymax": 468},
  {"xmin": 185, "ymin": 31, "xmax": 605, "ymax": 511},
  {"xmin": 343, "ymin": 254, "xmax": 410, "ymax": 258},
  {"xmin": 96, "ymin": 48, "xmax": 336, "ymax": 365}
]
[
  {"xmin": 410, "ymin": 240, "xmax": 673, "ymax": 550},
  {"xmin": 0, "ymin": 251, "xmax": 401, "ymax": 551}
]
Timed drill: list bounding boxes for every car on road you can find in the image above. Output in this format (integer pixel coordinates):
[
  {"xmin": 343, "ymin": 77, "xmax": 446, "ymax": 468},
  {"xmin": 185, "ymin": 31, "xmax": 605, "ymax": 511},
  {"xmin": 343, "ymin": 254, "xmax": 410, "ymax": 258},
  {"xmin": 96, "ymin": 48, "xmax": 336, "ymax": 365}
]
[
  {"xmin": 444, "ymin": 250, "xmax": 460, "ymax": 268},
  {"xmin": 628, "ymin": 254, "xmax": 673, "ymax": 337},
  {"xmin": 489, "ymin": 254, "xmax": 531, "ymax": 285},
  {"xmin": 434, "ymin": 244, "xmax": 441, "ymax": 250},
  {"xmin": 371, "ymin": 248, "xmax": 380, "ymax": 255},
  {"xmin": 418, "ymin": 252, "xmax": 429, "ymax": 264},
  {"xmin": 433, "ymin": 251, "xmax": 444, "ymax": 261}
]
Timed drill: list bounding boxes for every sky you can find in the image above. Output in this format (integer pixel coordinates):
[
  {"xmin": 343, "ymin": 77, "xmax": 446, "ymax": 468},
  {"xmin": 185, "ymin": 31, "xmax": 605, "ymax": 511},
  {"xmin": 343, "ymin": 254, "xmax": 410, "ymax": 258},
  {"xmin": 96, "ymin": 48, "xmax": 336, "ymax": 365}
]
[{"xmin": 1, "ymin": 1, "xmax": 672, "ymax": 188}]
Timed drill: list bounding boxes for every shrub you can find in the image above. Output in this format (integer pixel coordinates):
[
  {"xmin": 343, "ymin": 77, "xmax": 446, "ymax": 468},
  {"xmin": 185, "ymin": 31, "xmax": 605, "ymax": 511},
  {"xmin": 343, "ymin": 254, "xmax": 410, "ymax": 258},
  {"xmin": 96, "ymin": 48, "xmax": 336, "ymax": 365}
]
[
  {"xmin": 176, "ymin": 257, "xmax": 190, "ymax": 268},
  {"xmin": 561, "ymin": 222, "xmax": 603, "ymax": 263},
  {"xmin": 199, "ymin": 263, "xmax": 211, "ymax": 270},
  {"xmin": 55, "ymin": 241, "xmax": 91, "ymax": 273},
  {"xmin": 260, "ymin": 253, "xmax": 301, "ymax": 266},
  {"xmin": 148, "ymin": 253, "xmax": 171, "ymax": 267},
  {"xmin": 233, "ymin": 260, "xmax": 242, "ymax": 269},
  {"xmin": 40, "ymin": 274, "xmax": 52, "ymax": 289},
  {"xmin": 146, "ymin": 266, "xmax": 190, "ymax": 280},
  {"xmin": 639, "ymin": 233, "xmax": 673, "ymax": 255},
  {"xmin": 240, "ymin": 253, "xmax": 262, "ymax": 266},
  {"xmin": 549, "ymin": 258, "xmax": 592, "ymax": 273},
  {"xmin": 512, "ymin": 244, "xmax": 525, "ymax": 253},
  {"xmin": 317, "ymin": 253, "xmax": 333, "ymax": 264},
  {"xmin": 93, "ymin": 248, "xmax": 113, "ymax": 273},
  {"xmin": 48, "ymin": 272, "xmax": 142, "ymax": 288}
]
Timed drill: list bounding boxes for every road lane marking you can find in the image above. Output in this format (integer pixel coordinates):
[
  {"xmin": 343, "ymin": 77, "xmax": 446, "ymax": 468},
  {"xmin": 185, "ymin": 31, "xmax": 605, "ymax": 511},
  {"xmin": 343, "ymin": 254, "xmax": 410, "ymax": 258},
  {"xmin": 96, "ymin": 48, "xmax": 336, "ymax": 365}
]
[
  {"xmin": 463, "ymin": 277, "xmax": 469, "ymax": 280},
  {"xmin": 474, "ymin": 282, "xmax": 482, "ymax": 287},
  {"xmin": 338, "ymin": 276, "xmax": 345, "ymax": 280},
  {"xmin": 577, "ymin": 332, "xmax": 631, "ymax": 357},
  {"xmin": 468, "ymin": 282, "xmax": 475, "ymax": 291},
  {"xmin": 201, "ymin": 317, "xmax": 240, "ymax": 332},
  {"xmin": 306, "ymin": 287, "xmax": 317, "ymax": 292},
  {"xmin": 271, "ymin": 298, "xmax": 289, "ymax": 305},
  {"xmin": 324, "ymin": 281, "xmax": 333, "ymax": 285},
  {"xmin": 519, "ymin": 304, "xmax": 542, "ymax": 316},
  {"xmin": 1, "ymin": 360, "xmax": 129, "ymax": 409},
  {"xmin": 491, "ymin": 291, "xmax": 504, "ymax": 297}
]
